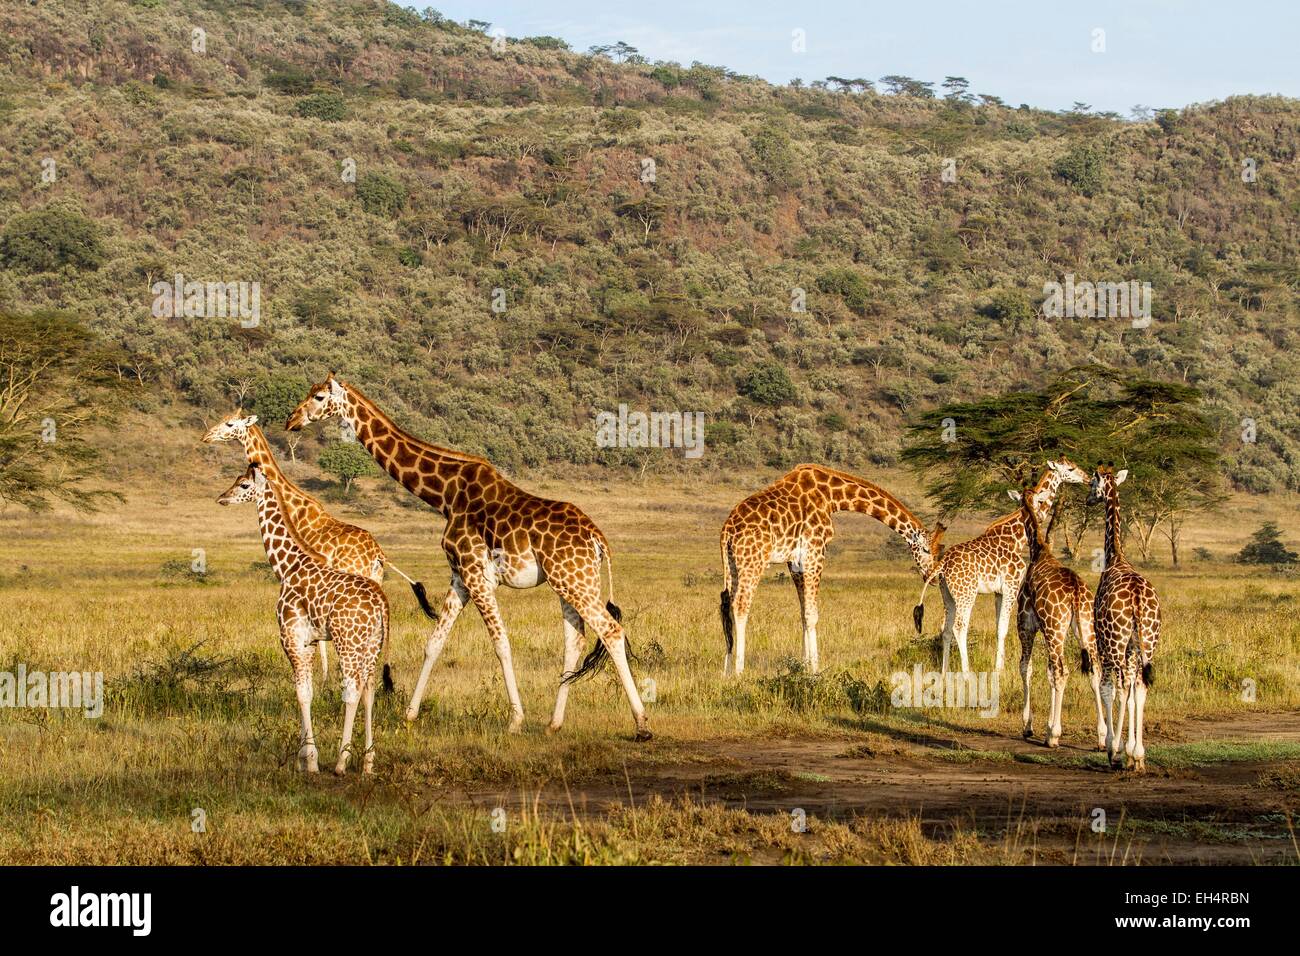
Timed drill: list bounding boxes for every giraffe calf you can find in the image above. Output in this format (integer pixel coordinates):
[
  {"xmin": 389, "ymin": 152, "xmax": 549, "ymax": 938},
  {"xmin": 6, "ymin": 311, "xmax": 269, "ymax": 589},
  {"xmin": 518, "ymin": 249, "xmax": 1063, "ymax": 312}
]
[
  {"xmin": 1011, "ymin": 488, "xmax": 1106, "ymax": 749},
  {"xmin": 220, "ymin": 463, "xmax": 389, "ymax": 775}
]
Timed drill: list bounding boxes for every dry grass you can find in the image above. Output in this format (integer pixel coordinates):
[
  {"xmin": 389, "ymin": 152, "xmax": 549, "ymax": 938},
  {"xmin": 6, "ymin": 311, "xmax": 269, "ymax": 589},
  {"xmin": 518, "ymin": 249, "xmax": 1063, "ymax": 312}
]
[{"xmin": 0, "ymin": 470, "xmax": 1297, "ymax": 864}]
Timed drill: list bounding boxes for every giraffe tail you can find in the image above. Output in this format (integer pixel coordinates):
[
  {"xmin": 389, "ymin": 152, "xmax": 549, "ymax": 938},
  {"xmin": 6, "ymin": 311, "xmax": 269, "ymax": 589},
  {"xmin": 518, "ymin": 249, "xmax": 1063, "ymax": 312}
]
[
  {"xmin": 719, "ymin": 535, "xmax": 735, "ymax": 656},
  {"xmin": 561, "ymin": 540, "xmax": 631, "ymax": 685},
  {"xmin": 1076, "ymin": 587, "xmax": 1093, "ymax": 674},
  {"xmin": 600, "ymin": 537, "xmax": 621, "ymax": 621},
  {"xmin": 913, "ymin": 573, "xmax": 937, "ymax": 635},
  {"xmin": 385, "ymin": 560, "xmax": 438, "ymax": 620}
]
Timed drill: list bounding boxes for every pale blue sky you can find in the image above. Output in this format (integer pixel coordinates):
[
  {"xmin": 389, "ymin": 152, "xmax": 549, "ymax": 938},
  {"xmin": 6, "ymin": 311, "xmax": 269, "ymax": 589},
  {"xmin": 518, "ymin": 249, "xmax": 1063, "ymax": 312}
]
[{"xmin": 428, "ymin": 0, "xmax": 1300, "ymax": 113}]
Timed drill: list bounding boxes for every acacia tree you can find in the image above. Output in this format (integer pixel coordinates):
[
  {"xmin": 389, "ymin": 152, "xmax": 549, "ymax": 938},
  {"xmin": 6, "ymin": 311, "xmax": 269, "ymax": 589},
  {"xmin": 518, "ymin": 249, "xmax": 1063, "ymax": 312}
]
[
  {"xmin": 0, "ymin": 312, "xmax": 123, "ymax": 512},
  {"xmin": 902, "ymin": 365, "xmax": 1224, "ymax": 563}
]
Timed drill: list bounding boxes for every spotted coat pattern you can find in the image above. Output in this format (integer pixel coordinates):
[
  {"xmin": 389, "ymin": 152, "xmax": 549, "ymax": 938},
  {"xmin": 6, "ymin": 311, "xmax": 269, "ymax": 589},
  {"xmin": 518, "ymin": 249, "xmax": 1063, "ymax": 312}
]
[
  {"xmin": 1015, "ymin": 487, "xmax": 1105, "ymax": 750},
  {"xmin": 219, "ymin": 464, "xmax": 389, "ymax": 775},
  {"xmin": 1090, "ymin": 465, "xmax": 1162, "ymax": 771},
  {"xmin": 915, "ymin": 458, "xmax": 1089, "ymax": 674},
  {"xmin": 718, "ymin": 464, "xmax": 944, "ymax": 675},
  {"xmin": 286, "ymin": 374, "xmax": 649, "ymax": 740}
]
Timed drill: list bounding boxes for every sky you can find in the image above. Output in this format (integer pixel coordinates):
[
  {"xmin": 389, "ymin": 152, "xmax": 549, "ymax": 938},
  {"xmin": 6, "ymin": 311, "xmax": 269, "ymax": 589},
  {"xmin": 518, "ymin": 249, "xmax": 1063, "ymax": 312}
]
[{"xmin": 428, "ymin": 0, "xmax": 1300, "ymax": 114}]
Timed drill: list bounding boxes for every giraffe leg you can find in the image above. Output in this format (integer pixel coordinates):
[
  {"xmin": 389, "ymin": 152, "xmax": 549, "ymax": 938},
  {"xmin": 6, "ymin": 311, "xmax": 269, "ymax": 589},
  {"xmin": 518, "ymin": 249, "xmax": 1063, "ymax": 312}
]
[
  {"xmin": 406, "ymin": 575, "xmax": 469, "ymax": 722},
  {"xmin": 1123, "ymin": 656, "xmax": 1139, "ymax": 768},
  {"xmin": 1113, "ymin": 673, "xmax": 1131, "ymax": 770},
  {"xmin": 1017, "ymin": 600, "xmax": 1035, "ymax": 740},
  {"xmin": 547, "ymin": 599, "xmax": 585, "ymax": 734},
  {"xmin": 1047, "ymin": 630, "xmax": 1067, "ymax": 748},
  {"xmin": 801, "ymin": 554, "xmax": 824, "ymax": 673},
  {"xmin": 361, "ymin": 672, "xmax": 376, "ymax": 774},
  {"xmin": 1100, "ymin": 670, "xmax": 1118, "ymax": 767},
  {"xmin": 993, "ymin": 589, "xmax": 1015, "ymax": 673},
  {"xmin": 468, "ymin": 583, "xmax": 526, "ymax": 733},
  {"xmin": 334, "ymin": 672, "xmax": 361, "ymax": 775},
  {"xmin": 1133, "ymin": 671, "xmax": 1148, "ymax": 772},
  {"xmin": 939, "ymin": 584, "xmax": 957, "ymax": 674},
  {"xmin": 280, "ymin": 606, "xmax": 318, "ymax": 773},
  {"xmin": 951, "ymin": 598, "xmax": 974, "ymax": 674},
  {"xmin": 730, "ymin": 562, "xmax": 762, "ymax": 676},
  {"xmin": 1077, "ymin": 609, "xmax": 1106, "ymax": 750}
]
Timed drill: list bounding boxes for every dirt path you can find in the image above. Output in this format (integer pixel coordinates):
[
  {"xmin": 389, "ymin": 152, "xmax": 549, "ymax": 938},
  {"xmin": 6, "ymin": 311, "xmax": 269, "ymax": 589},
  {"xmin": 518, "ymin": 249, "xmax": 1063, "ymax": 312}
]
[{"xmin": 465, "ymin": 712, "xmax": 1300, "ymax": 864}]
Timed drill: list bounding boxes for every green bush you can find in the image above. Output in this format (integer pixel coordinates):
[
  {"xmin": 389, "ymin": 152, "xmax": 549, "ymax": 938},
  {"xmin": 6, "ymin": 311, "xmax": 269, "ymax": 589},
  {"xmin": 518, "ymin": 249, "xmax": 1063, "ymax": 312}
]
[
  {"xmin": 356, "ymin": 172, "xmax": 407, "ymax": 217},
  {"xmin": 1236, "ymin": 523, "xmax": 1299, "ymax": 566},
  {"xmin": 1053, "ymin": 143, "xmax": 1105, "ymax": 196},
  {"xmin": 295, "ymin": 91, "xmax": 346, "ymax": 121},
  {"xmin": 0, "ymin": 206, "xmax": 104, "ymax": 273},
  {"xmin": 816, "ymin": 267, "xmax": 872, "ymax": 314},
  {"xmin": 317, "ymin": 441, "xmax": 377, "ymax": 492},
  {"xmin": 739, "ymin": 362, "xmax": 797, "ymax": 407}
]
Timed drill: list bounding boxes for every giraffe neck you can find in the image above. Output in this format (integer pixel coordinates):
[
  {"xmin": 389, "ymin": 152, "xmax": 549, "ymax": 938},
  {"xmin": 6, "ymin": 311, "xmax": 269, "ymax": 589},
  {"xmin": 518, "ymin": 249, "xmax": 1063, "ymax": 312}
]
[
  {"xmin": 1023, "ymin": 499, "xmax": 1046, "ymax": 563},
  {"xmin": 991, "ymin": 469, "xmax": 1063, "ymax": 547},
  {"xmin": 254, "ymin": 477, "xmax": 318, "ymax": 579},
  {"xmin": 241, "ymin": 425, "xmax": 329, "ymax": 535},
  {"xmin": 821, "ymin": 470, "xmax": 935, "ymax": 576},
  {"xmin": 1103, "ymin": 484, "xmax": 1126, "ymax": 567},
  {"xmin": 339, "ymin": 383, "xmax": 488, "ymax": 516}
]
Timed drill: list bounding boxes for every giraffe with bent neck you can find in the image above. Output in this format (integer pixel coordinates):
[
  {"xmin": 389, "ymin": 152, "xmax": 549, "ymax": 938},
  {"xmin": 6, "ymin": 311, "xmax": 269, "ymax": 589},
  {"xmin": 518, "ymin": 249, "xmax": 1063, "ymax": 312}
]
[
  {"xmin": 286, "ymin": 374, "xmax": 650, "ymax": 740},
  {"xmin": 203, "ymin": 412, "xmax": 434, "ymax": 681},
  {"xmin": 719, "ymin": 464, "xmax": 946, "ymax": 675},
  {"xmin": 218, "ymin": 462, "xmax": 389, "ymax": 775},
  {"xmin": 1089, "ymin": 464, "xmax": 1161, "ymax": 771},
  {"xmin": 914, "ymin": 458, "xmax": 1088, "ymax": 674}
]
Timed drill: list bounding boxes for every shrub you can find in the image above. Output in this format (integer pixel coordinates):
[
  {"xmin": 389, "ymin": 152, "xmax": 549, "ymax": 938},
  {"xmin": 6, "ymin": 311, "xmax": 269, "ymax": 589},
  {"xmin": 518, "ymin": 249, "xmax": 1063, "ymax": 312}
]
[
  {"xmin": 356, "ymin": 172, "xmax": 407, "ymax": 217},
  {"xmin": 318, "ymin": 441, "xmax": 377, "ymax": 492},
  {"xmin": 1235, "ymin": 523, "xmax": 1298, "ymax": 566},
  {"xmin": 739, "ymin": 362, "xmax": 797, "ymax": 407},
  {"xmin": 0, "ymin": 206, "xmax": 104, "ymax": 273},
  {"xmin": 982, "ymin": 287, "xmax": 1034, "ymax": 323},
  {"xmin": 749, "ymin": 123, "xmax": 798, "ymax": 187},
  {"xmin": 816, "ymin": 268, "xmax": 872, "ymax": 314},
  {"xmin": 1053, "ymin": 143, "xmax": 1105, "ymax": 196},
  {"xmin": 295, "ymin": 91, "xmax": 346, "ymax": 121}
]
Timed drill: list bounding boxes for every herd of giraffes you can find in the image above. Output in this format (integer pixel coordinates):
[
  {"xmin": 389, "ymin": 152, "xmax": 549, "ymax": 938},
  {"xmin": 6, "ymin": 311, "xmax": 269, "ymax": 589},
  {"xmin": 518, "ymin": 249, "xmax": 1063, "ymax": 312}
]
[{"xmin": 201, "ymin": 373, "xmax": 1162, "ymax": 777}]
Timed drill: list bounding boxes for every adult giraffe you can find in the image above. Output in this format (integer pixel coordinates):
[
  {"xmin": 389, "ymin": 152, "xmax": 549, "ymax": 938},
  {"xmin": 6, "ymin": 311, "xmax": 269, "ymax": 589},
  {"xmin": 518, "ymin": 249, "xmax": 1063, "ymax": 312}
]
[
  {"xmin": 718, "ymin": 464, "xmax": 945, "ymax": 675},
  {"xmin": 1089, "ymin": 464, "xmax": 1161, "ymax": 771},
  {"xmin": 286, "ymin": 373, "xmax": 650, "ymax": 740},
  {"xmin": 913, "ymin": 458, "xmax": 1088, "ymax": 674}
]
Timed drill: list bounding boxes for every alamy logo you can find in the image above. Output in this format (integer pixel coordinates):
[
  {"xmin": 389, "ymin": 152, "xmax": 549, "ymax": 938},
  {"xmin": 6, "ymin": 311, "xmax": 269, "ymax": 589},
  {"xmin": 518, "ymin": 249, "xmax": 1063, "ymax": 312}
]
[
  {"xmin": 1042, "ymin": 274, "xmax": 1151, "ymax": 327},
  {"xmin": 595, "ymin": 404, "xmax": 705, "ymax": 459},
  {"xmin": 151, "ymin": 273, "xmax": 261, "ymax": 327},
  {"xmin": 890, "ymin": 664, "xmax": 1000, "ymax": 717},
  {"xmin": 50, "ymin": 886, "xmax": 151, "ymax": 936},
  {"xmin": 0, "ymin": 665, "xmax": 103, "ymax": 718}
]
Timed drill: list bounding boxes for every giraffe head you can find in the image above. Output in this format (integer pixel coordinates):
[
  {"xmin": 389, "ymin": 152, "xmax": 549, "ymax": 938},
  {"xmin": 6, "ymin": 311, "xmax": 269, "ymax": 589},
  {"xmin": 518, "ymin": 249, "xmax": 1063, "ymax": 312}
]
[
  {"xmin": 286, "ymin": 373, "xmax": 348, "ymax": 431},
  {"xmin": 216, "ymin": 462, "xmax": 261, "ymax": 505},
  {"xmin": 1046, "ymin": 456, "xmax": 1088, "ymax": 486},
  {"xmin": 1087, "ymin": 463, "xmax": 1128, "ymax": 506},
  {"xmin": 202, "ymin": 411, "xmax": 258, "ymax": 445}
]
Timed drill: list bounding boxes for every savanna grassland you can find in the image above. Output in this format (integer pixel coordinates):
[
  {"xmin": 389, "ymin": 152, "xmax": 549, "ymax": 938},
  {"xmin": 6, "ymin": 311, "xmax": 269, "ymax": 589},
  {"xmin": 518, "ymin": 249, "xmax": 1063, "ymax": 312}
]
[{"xmin": 1, "ymin": 456, "xmax": 1297, "ymax": 865}]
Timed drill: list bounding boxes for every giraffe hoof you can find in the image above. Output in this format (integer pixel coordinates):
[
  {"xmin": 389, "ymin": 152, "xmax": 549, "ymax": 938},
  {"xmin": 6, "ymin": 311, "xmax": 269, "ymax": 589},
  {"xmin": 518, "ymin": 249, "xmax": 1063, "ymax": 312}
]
[
  {"xmin": 1047, "ymin": 738, "xmax": 1060, "ymax": 749},
  {"xmin": 507, "ymin": 719, "xmax": 525, "ymax": 734},
  {"xmin": 545, "ymin": 723, "xmax": 562, "ymax": 736},
  {"xmin": 634, "ymin": 728, "xmax": 653, "ymax": 742},
  {"xmin": 1022, "ymin": 727, "xmax": 1034, "ymax": 740}
]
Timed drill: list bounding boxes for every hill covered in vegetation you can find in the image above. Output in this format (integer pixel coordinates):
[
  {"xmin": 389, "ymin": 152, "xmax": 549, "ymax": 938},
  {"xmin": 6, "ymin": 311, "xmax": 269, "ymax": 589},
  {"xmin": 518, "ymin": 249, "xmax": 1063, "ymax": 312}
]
[{"xmin": 1, "ymin": 0, "xmax": 1298, "ymax": 492}]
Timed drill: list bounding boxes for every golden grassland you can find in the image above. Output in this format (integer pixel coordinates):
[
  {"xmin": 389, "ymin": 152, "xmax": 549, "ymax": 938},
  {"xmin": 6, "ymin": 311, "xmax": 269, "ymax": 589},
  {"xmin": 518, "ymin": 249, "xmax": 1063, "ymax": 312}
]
[{"xmin": 1, "ymin": 463, "xmax": 1298, "ymax": 864}]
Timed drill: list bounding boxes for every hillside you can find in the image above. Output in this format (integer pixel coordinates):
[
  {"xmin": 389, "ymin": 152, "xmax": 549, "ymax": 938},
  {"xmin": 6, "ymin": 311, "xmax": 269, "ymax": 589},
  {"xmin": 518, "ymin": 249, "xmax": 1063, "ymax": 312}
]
[{"xmin": 1, "ymin": 0, "xmax": 1298, "ymax": 491}]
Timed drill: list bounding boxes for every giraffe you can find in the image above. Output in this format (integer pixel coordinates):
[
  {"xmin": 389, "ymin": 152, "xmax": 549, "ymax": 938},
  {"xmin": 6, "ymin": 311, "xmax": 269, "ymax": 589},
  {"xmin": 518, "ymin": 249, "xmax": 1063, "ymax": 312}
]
[
  {"xmin": 218, "ymin": 462, "xmax": 389, "ymax": 775},
  {"xmin": 1089, "ymin": 464, "xmax": 1161, "ymax": 771},
  {"xmin": 1010, "ymin": 484, "xmax": 1105, "ymax": 749},
  {"xmin": 285, "ymin": 373, "xmax": 650, "ymax": 740},
  {"xmin": 718, "ymin": 464, "xmax": 946, "ymax": 676},
  {"xmin": 913, "ymin": 458, "xmax": 1089, "ymax": 675},
  {"xmin": 203, "ymin": 411, "xmax": 434, "ymax": 682}
]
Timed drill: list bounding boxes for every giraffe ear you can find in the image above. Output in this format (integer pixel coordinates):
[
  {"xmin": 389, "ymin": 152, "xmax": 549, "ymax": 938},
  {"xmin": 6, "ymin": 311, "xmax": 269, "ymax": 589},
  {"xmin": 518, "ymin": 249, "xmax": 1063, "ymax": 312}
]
[
  {"xmin": 1115, "ymin": 469, "xmax": 1128, "ymax": 485},
  {"xmin": 329, "ymin": 377, "xmax": 345, "ymax": 399},
  {"xmin": 245, "ymin": 414, "xmax": 259, "ymax": 426},
  {"xmin": 1007, "ymin": 489, "xmax": 1022, "ymax": 502}
]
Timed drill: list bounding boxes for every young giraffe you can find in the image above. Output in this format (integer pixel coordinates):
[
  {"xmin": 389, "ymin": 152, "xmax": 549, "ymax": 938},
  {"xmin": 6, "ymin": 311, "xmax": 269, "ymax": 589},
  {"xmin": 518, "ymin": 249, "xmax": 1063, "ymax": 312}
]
[
  {"xmin": 1089, "ymin": 464, "xmax": 1162, "ymax": 771},
  {"xmin": 913, "ymin": 458, "xmax": 1088, "ymax": 674},
  {"xmin": 1011, "ymin": 484, "xmax": 1105, "ymax": 749},
  {"xmin": 286, "ymin": 373, "xmax": 650, "ymax": 740},
  {"xmin": 203, "ymin": 412, "xmax": 435, "ymax": 681},
  {"xmin": 718, "ymin": 464, "xmax": 946, "ymax": 675},
  {"xmin": 218, "ymin": 462, "xmax": 389, "ymax": 775}
]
